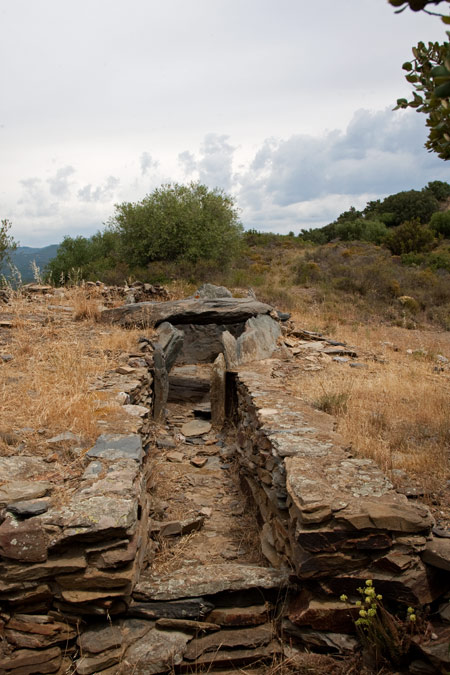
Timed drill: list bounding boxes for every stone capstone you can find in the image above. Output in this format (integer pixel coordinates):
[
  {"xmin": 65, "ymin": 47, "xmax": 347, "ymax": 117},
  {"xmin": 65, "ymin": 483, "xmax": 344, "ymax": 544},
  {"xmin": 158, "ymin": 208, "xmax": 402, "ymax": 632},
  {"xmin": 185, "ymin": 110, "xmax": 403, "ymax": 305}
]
[{"xmin": 100, "ymin": 296, "xmax": 273, "ymax": 328}]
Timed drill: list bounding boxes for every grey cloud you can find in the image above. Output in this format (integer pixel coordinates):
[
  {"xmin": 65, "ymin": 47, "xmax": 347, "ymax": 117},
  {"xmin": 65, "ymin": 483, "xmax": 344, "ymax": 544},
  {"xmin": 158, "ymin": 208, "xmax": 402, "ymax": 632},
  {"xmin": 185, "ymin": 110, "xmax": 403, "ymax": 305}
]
[
  {"xmin": 140, "ymin": 152, "xmax": 158, "ymax": 176},
  {"xmin": 178, "ymin": 150, "xmax": 197, "ymax": 175},
  {"xmin": 198, "ymin": 134, "xmax": 235, "ymax": 192},
  {"xmin": 47, "ymin": 165, "xmax": 75, "ymax": 199},
  {"xmin": 178, "ymin": 134, "xmax": 236, "ymax": 192},
  {"xmin": 78, "ymin": 176, "xmax": 120, "ymax": 203},
  {"xmin": 238, "ymin": 109, "xmax": 448, "ymax": 212},
  {"xmin": 18, "ymin": 177, "xmax": 58, "ymax": 218}
]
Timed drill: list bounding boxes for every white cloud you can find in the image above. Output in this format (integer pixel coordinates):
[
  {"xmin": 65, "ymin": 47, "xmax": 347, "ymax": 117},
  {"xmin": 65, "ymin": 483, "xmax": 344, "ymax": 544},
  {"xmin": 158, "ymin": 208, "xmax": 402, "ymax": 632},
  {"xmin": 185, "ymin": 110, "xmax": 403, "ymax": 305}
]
[{"xmin": 77, "ymin": 176, "xmax": 120, "ymax": 203}]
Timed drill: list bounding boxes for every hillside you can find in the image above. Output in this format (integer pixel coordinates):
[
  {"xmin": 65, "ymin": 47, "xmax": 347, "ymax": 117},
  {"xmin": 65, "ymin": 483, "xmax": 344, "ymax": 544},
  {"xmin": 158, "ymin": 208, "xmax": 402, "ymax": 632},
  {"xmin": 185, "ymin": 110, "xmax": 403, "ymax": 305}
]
[{"xmin": 1, "ymin": 244, "xmax": 59, "ymax": 283}]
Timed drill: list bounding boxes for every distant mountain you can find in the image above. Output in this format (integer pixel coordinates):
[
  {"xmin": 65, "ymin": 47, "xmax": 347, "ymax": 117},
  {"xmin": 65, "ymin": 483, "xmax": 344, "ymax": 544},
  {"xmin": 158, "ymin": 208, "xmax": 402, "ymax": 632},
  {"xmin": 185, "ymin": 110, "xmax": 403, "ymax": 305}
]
[{"xmin": 1, "ymin": 245, "xmax": 59, "ymax": 283}]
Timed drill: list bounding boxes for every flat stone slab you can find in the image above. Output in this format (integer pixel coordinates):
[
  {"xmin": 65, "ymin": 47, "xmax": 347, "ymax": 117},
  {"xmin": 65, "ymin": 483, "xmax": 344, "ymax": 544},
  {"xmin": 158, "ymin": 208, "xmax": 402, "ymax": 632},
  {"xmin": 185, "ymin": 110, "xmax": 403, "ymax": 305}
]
[
  {"xmin": 87, "ymin": 433, "xmax": 143, "ymax": 463},
  {"xmin": 101, "ymin": 296, "xmax": 273, "ymax": 328},
  {"xmin": 422, "ymin": 537, "xmax": 450, "ymax": 571},
  {"xmin": 0, "ymin": 481, "xmax": 52, "ymax": 506},
  {"xmin": 134, "ymin": 564, "xmax": 290, "ymax": 601},
  {"xmin": 181, "ymin": 420, "xmax": 212, "ymax": 437},
  {"xmin": 124, "ymin": 627, "xmax": 190, "ymax": 674}
]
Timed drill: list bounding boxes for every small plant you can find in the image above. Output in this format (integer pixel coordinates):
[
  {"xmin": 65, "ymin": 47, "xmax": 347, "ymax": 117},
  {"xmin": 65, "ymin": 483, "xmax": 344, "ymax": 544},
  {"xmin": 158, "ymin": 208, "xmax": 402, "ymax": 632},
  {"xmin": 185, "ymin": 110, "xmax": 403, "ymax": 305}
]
[
  {"xmin": 314, "ymin": 390, "xmax": 349, "ymax": 416},
  {"xmin": 340, "ymin": 580, "xmax": 422, "ymax": 669}
]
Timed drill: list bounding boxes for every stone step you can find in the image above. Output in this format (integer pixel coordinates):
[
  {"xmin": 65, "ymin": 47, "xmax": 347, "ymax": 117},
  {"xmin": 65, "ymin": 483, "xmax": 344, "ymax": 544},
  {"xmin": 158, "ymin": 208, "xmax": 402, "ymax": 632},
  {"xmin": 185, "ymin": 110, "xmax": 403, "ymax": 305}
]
[{"xmin": 134, "ymin": 563, "xmax": 291, "ymax": 602}]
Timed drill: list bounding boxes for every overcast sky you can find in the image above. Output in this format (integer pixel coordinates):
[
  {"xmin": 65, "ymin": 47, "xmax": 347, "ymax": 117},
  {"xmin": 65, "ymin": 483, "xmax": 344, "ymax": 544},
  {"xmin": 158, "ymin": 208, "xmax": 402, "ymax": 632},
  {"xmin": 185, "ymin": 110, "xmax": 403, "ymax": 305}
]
[{"xmin": 1, "ymin": 0, "xmax": 449, "ymax": 247}]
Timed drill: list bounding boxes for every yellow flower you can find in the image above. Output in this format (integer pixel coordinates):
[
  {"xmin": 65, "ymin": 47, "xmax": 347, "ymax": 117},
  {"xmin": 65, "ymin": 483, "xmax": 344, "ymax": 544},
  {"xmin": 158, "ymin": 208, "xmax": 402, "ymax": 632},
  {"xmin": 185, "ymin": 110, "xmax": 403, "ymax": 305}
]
[
  {"xmin": 359, "ymin": 609, "xmax": 367, "ymax": 617},
  {"xmin": 368, "ymin": 608, "xmax": 376, "ymax": 617},
  {"xmin": 407, "ymin": 607, "xmax": 415, "ymax": 614},
  {"xmin": 409, "ymin": 614, "xmax": 417, "ymax": 622},
  {"xmin": 356, "ymin": 600, "xmax": 361, "ymax": 607},
  {"xmin": 365, "ymin": 580, "xmax": 373, "ymax": 587},
  {"xmin": 376, "ymin": 594, "xmax": 383, "ymax": 601},
  {"xmin": 340, "ymin": 594, "xmax": 348, "ymax": 602}
]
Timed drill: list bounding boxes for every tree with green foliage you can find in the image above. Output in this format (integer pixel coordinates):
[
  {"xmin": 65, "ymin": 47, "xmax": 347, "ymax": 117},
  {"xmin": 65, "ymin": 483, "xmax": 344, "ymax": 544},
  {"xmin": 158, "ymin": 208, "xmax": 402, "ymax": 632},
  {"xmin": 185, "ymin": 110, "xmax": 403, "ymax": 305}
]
[
  {"xmin": 429, "ymin": 208, "xmax": 450, "ymax": 234},
  {"xmin": 424, "ymin": 179, "xmax": 450, "ymax": 199},
  {"xmin": 46, "ymin": 230, "xmax": 121, "ymax": 283},
  {"xmin": 110, "ymin": 182, "xmax": 243, "ymax": 268},
  {"xmin": 0, "ymin": 219, "xmax": 18, "ymax": 268},
  {"xmin": 384, "ymin": 218, "xmax": 436, "ymax": 254},
  {"xmin": 373, "ymin": 189, "xmax": 439, "ymax": 226},
  {"xmin": 388, "ymin": 0, "xmax": 450, "ymax": 159}
]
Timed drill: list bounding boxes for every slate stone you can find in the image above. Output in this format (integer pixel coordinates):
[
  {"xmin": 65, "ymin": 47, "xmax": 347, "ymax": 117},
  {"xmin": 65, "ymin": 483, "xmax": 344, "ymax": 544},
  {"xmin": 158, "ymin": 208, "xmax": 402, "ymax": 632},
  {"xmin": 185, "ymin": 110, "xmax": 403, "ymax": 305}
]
[
  {"xmin": 168, "ymin": 364, "xmax": 211, "ymax": 402},
  {"xmin": 7, "ymin": 499, "xmax": 49, "ymax": 517},
  {"xmin": 236, "ymin": 314, "xmax": 281, "ymax": 364},
  {"xmin": 87, "ymin": 433, "xmax": 143, "ymax": 463},
  {"xmin": 207, "ymin": 604, "xmax": 270, "ymax": 627},
  {"xmin": 78, "ymin": 625, "xmax": 123, "ymax": 654},
  {"xmin": 154, "ymin": 321, "xmax": 184, "ymax": 372},
  {"xmin": 184, "ymin": 623, "xmax": 273, "ymax": 661},
  {"xmin": 336, "ymin": 496, "xmax": 434, "ymax": 533},
  {"xmin": 181, "ymin": 420, "xmax": 212, "ymax": 437},
  {"xmin": 422, "ymin": 537, "xmax": 450, "ymax": 571},
  {"xmin": 211, "ymin": 353, "xmax": 226, "ymax": 428},
  {"xmin": 0, "ymin": 515, "xmax": 48, "ymax": 562},
  {"xmin": 76, "ymin": 648, "xmax": 122, "ymax": 675},
  {"xmin": 153, "ymin": 345, "xmax": 169, "ymax": 421},
  {"xmin": 101, "ymin": 296, "xmax": 273, "ymax": 328},
  {"xmin": 128, "ymin": 598, "xmax": 215, "ymax": 620},
  {"xmin": 158, "ymin": 516, "xmax": 205, "ymax": 537},
  {"xmin": 195, "ymin": 283, "xmax": 233, "ymax": 299},
  {"xmin": 0, "ymin": 646, "xmax": 61, "ymax": 671},
  {"xmin": 174, "ymin": 322, "xmax": 240, "ymax": 365},
  {"xmin": 221, "ymin": 330, "xmax": 239, "ymax": 369},
  {"xmin": 288, "ymin": 591, "xmax": 358, "ymax": 633},
  {"xmin": 155, "ymin": 617, "xmax": 220, "ymax": 633},
  {"xmin": 181, "ymin": 642, "xmax": 281, "ymax": 669},
  {"xmin": 46, "ymin": 431, "xmax": 81, "ymax": 444},
  {"xmin": 82, "ymin": 460, "xmax": 103, "ymax": 479},
  {"xmin": 412, "ymin": 624, "xmax": 450, "ymax": 672},
  {"xmin": 282, "ymin": 619, "xmax": 358, "ymax": 655},
  {"xmin": 124, "ymin": 628, "xmax": 190, "ymax": 674},
  {"xmin": 134, "ymin": 564, "xmax": 290, "ymax": 601}
]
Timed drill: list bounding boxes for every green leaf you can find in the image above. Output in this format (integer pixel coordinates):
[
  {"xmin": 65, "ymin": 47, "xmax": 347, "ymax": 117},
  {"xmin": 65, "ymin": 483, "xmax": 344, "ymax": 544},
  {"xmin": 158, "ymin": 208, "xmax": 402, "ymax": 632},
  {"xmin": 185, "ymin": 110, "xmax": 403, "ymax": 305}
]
[{"xmin": 403, "ymin": 61, "xmax": 413, "ymax": 71}]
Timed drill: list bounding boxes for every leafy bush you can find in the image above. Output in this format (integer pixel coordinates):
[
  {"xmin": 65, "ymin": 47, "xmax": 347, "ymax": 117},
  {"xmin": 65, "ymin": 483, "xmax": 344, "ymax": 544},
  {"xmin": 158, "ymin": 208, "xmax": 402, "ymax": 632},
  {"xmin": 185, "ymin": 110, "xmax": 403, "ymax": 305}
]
[
  {"xmin": 384, "ymin": 219, "xmax": 436, "ymax": 255},
  {"xmin": 374, "ymin": 190, "xmax": 439, "ymax": 227},
  {"xmin": 429, "ymin": 210, "xmax": 450, "ymax": 237},
  {"xmin": 111, "ymin": 182, "xmax": 243, "ymax": 268}
]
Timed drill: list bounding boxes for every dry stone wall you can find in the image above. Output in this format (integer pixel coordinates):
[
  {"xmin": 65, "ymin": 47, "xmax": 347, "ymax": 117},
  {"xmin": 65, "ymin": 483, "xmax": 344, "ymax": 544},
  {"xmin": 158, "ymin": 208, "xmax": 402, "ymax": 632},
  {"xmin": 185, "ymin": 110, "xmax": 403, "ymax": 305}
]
[
  {"xmin": 231, "ymin": 359, "xmax": 450, "ymax": 652},
  {"xmin": 0, "ymin": 356, "xmax": 155, "ymax": 674}
]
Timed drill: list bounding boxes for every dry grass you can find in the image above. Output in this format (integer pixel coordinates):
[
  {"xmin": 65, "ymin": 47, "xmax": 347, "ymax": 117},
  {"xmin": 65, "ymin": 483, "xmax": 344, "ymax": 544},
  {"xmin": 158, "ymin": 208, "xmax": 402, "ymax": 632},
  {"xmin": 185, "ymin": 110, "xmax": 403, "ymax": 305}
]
[
  {"xmin": 0, "ymin": 288, "xmax": 143, "ymax": 459},
  {"xmin": 288, "ymin": 312, "xmax": 450, "ymax": 497}
]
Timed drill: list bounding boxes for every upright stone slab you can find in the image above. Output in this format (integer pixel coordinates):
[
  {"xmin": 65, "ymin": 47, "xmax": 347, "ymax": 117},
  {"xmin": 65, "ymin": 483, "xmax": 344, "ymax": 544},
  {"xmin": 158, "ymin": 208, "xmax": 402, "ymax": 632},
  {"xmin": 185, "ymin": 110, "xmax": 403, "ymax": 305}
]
[
  {"xmin": 236, "ymin": 315, "xmax": 281, "ymax": 364},
  {"xmin": 153, "ymin": 346, "xmax": 168, "ymax": 421},
  {"xmin": 154, "ymin": 322, "xmax": 184, "ymax": 373},
  {"xmin": 221, "ymin": 331, "xmax": 239, "ymax": 370},
  {"xmin": 210, "ymin": 353, "xmax": 226, "ymax": 428}
]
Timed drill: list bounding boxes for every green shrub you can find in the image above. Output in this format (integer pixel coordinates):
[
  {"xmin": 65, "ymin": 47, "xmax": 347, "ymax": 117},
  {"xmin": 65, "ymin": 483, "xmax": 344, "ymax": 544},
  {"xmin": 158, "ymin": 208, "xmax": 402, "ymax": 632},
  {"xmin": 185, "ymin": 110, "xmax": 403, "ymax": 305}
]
[
  {"xmin": 384, "ymin": 220, "xmax": 436, "ymax": 255},
  {"xmin": 429, "ymin": 210, "xmax": 450, "ymax": 237}
]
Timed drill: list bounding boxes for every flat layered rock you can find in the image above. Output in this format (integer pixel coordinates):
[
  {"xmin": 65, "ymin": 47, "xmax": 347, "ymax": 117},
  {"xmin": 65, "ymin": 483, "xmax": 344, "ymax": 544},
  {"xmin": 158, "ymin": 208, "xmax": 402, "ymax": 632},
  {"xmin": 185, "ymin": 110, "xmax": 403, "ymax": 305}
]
[
  {"xmin": 101, "ymin": 296, "xmax": 273, "ymax": 328},
  {"xmin": 184, "ymin": 624, "xmax": 273, "ymax": 660},
  {"xmin": 134, "ymin": 564, "xmax": 290, "ymax": 601},
  {"xmin": 128, "ymin": 597, "xmax": 215, "ymax": 620},
  {"xmin": 422, "ymin": 537, "xmax": 450, "ymax": 571},
  {"xmin": 123, "ymin": 628, "xmax": 190, "ymax": 674},
  {"xmin": 181, "ymin": 420, "xmax": 212, "ymax": 437},
  {"xmin": 86, "ymin": 433, "xmax": 143, "ymax": 463},
  {"xmin": 207, "ymin": 604, "xmax": 271, "ymax": 627}
]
